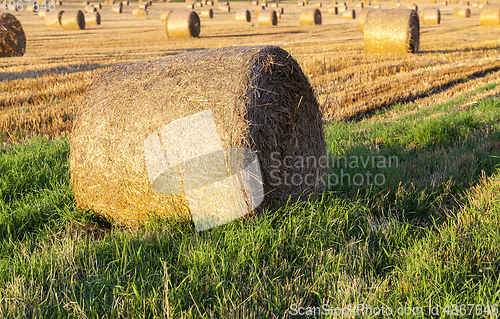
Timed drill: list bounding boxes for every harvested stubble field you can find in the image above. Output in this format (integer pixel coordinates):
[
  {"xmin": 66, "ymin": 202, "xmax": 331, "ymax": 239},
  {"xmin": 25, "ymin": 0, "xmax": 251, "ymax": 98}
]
[{"xmin": 1, "ymin": 0, "xmax": 500, "ymax": 317}]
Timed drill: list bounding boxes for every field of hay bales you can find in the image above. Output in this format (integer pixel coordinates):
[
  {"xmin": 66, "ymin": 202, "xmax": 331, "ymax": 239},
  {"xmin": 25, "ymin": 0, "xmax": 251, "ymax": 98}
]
[{"xmin": 1, "ymin": 0, "xmax": 500, "ymax": 317}]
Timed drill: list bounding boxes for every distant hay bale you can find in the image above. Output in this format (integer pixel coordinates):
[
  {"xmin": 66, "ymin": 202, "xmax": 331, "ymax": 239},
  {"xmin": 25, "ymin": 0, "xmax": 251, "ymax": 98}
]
[
  {"xmin": 252, "ymin": 0, "xmax": 259, "ymax": 4},
  {"xmin": 219, "ymin": 4, "xmax": 230, "ymax": 11},
  {"xmin": 161, "ymin": 10, "xmax": 172, "ymax": 21},
  {"xmin": 195, "ymin": 2, "xmax": 203, "ymax": 7},
  {"xmin": 453, "ymin": 7, "xmax": 459, "ymax": 15},
  {"xmin": 201, "ymin": 8, "xmax": 213, "ymax": 17},
  {"xmin": 38, "ymin": 9, "xmax": 47, "ymax": 18},
  {"xmin": 338, "ymin": 5, "xmax": 346, "ymax": 12},
  {"xmin": 440, "ymin": 0, "xmax": 447, "ymax": 5},
  {"xmin": 255, "ymin": 5, "xmax": 265, "ymax": 17},
  {"xmin": 84, "ymin": 11, "xmax": 101, "ymax": 25},
  {"xmin": 357, "ymin": 8, "xmax": 371, "ymax": 31},
  {"xmin": 70, "ymin": 46, "xmax": 327, "ymax": 227},
  {"xmin": 423, "ymin": 7, "xmax": 440, "ymax": 24},
  {"xmin": 395, "ymin": 1, "xmax": 401, "ymax": 6},
  {"xmin": 166, "ymin": 11, "xmax": 200, "ymax": 38},
  {"xmin": 45, "ymin": 10, "xmax": 64, "ymax": 27},
  {"xmin": 262, "ymin": 1, "xmax": 268, "ymax": 6},
  {"xmin": 61, "ymin": 10, "xmax": 85, "ymax": 29},
  {"xmin": 133, "ymin": 8, "xmax": 148, "ymax": 17},
  {"xmin": 478, "ymin": 2, "xmax": 484, "ymax": 7},
  {"xmin": 8, "ymin": 4, "xmax": 18, "ymax": 11},
  {"xmin": 257, "ymin": 9, "xmax": 277, "ymax": 25},
  {"xmin": 112, "ymin": 4, "xmax": 123, "ymax": 13},
  {"xmin": 472, "ymin": 2, "xmax": 478, "ymax": 7},
  {"xmin": 372, "ymin": 3, "xmax": 380, "ymax": 8},
  {"xmin": 460, "ymin": 0, "xmax": 469, "ymax": 4},
  {"xmin": 0, "ymin": 13, "xmax": 25, "ymax": 57},
  {"xmin": 327, "ymin": 5, "xmax": 338, "ymax": 14},
  {"xmin": 235, "ymin": 9, "xmax": 251, "ymax": 21},
  {"xmin": 315, "ymin": 2, "xmax": 322, "ymax": 7},
  {"xmin": 300, "ymin": 8, "xmax": 321, "ymax": 24},
  {"xmin": 26, "ymin": 1, "xmax": 39, "ymax": 12},
  {"xmin": 86, "ymin": 5, "xmax": 96, "ymax": 12},
  {"xmin": 364, "ymin": 9, "xmax": 419, "ymax": 53},
  {"xmin": 298, "ymin": 1, "xmax": 305, "ymax": 6},
  {"xmin": 141, "ymin": 3, "xmax": 149, "ymax": 9},
  {"xmin": 206, "ymin": 0, "xmax": 214, "ymax": 5},
  {"xmin": 408, "ymin": 3, "xmax": 417, "ymax": 10},
  {"xmin": 186, "ymin": 3, "xmax": 194, "ymax": 8},
  {"xmin": 343, "ymin": 8, "xmax": 355, "ymax": 18},
  {"xmin": 480, "ymin": 4, "xmax": 500, "ymax": 25},
  {"xmin": 457, "ymin": 7, "xmax": 471, "ymax": 17},
  {"xmin": 93, "ymin": 3, "xmax": 102, "ymax": 8},
  {"xmin": 122, "ymin": 0, "xmax": 129, "ymax": 5},
  {"xmin": 271, "ymin": 2, "xmax": 278, "ymax": 7},
  {"xmin": 55, "ymin": 0, "xmax": 62, "ymax": 5},
  {"xmin": 331, "ymin": 0, "xmax": 337, "ymax": 3},
  {"xmin": 357, "ymin": 2, "xmax": 364, "ymax": 8},
  {"xmin": 82, "ymin": 1, "xmax": 89, "ymax": 5}
]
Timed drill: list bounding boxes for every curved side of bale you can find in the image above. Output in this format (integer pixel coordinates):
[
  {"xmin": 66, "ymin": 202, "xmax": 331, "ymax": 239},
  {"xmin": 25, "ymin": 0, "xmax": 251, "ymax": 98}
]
[
  {"xmin": 201, "ymin": 8, "xmax": 213, "ymax": 18},
  {"xmin": 480, "ymin": 4, "xmax": 500, "ymax": 25},
  {"xmin": 255, "ymin": 6, "xmax": 265, "ymax": 17},
  {"xmin": 0, "ymin": 13, "xmax": 26, "ymax": 57},
  {"xmin": 85, "ymin": 5, "xmax": 96, "ymax": 12},
  {"xmin": 364, "ymin": 9, "xmax": 419, "ymax": 53},
  {"xmin": 123, "ymin": 0, "xmax": 129, "ymax": 5},
  {"xmin": 161, "ymin": 10, "xmax": 172, "ymax": 21},
  {"xmin": 235, "ymin": 9, "xmax": 251, "ymax": 22},
  {"xmin": 300, "ymin": 8, "xmax": 322, "ymax": 25},
  {"xmin": 84, "ymin": 11, "xmax": 101, "ymax": 25},
  {"xmin": 357, "ymin": 8, "xmax": 371, "ymax": 31},
  {"xmin": 423, "ymin": 7, "xmax": 440, "ymax": 24},
  {"xmin": 343, "ymin": 8, "xmax": 355, "ymax": 18},
  {"xmin": 166, "ymin": 11, "xmax": 200, "ymax": 38},
  {"xmin": 70, "ymin": 46, "xmax": 327, "ymax": 225},
  {"xmin": 453, "ymin": 7, "xmax": 459, "ymax": 15},
  {"xmin": 61, "ymin": 10, "xmax": 86, "ymax": 29},
  {"xmin": 458, "ymin": 7, "xmax": 471, "ymax": 17},
  {"xmin": 257, "ymin": 9, "xmax": 277, "ymax": 25},
  {"xmin": 356, "ymin": 2, "xmax": 364, "ymax": 7},
  {"xmin": 134, "ymin": 8, "xmax": 148, "ymax": 17},
  {"xmin": 315, "ymin": 2, "xmax": 322, "ymax": 7},
  {"xmin": 112, "ymin": 4, "xmax": 123, "ymax": 13},
  {"xmin": 219, "ymin": 4, "xmax": 230, "ymax": 12},
  {"xmin": 338, "ymin": 5, "xmax": 347, "ymax": 12},
  {"xmin": 327, "ymin": 5, "xmax": 338, "ymax": 14},
  {"xmin": 45, "ymin": 10, "xmax": 64, "ymax": 27},
  {"xmin": 38, "ymin": 9, "xmax": 47, "ymax": 18}
]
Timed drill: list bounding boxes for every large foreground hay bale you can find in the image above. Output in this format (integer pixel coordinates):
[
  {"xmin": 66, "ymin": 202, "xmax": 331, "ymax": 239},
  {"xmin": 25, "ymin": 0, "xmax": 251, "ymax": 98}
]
[
  {"xmin": 61, "ymin": 10, "xmax": 86, "ymax": 29},
  {"xmin": 357, "ymin": 8, "xmax": 370, "ymax": 31},
  {"xmin": 201, "ymin": 8, "xmax": 213, "ymax": 18},
  {"xmin": 0, "ymin": 13, "xmax": 25, "ymax": 57},
  {"xmin": 480, "ymin": 4, "xmax": 500, "ymax": 25},
  {"xmin": 161, "ymin": 10, "xmax": 172, "ymax": 21},
  {"xmin": 457, "ymin": 7, "xmax": 471, "ymax": 17},
  {"xmin": 84, "ymin": 11, "xmax": 101, "ymax": 25},
  {"xmin": 300, "ymin": 8, "xmax": 322, "ymax": 24},
  {"xmin": 235, "ymin": 9, "xmax": 251, "ymax": 22},
  {"xmin": 166, "ymin": 11, "xmax": 200, "ymax": 38},
  {"xmin": 423, "ymin": 7, "xmax": 440, "ymax": 24},
  {"xmin": 257, "ymin": 9, "xmax": 277, "ymax": 25},
  {"xmin": 70, "ymin": 46, "xmax": 326, "ymax": 228},
  {"xmin": 343, "ymin": 8, "xmax": 355, "ymax": 18},
  {"xmin": 45, "ymin": 10, "xmax": 64, "ymax": 27},
  {"xmin": 364, "ymin": 9, "xmax": 419, "ymax": 53}
]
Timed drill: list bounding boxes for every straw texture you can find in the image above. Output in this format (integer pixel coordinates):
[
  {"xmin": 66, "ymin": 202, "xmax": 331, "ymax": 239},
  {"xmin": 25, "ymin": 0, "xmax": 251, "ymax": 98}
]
[
  {"xmin": 166, "ymin": 11, "xmax": 200, "ymax": 38},
  {"xmin": 112, "ymin": 4, "xmax": 123, "ymax": 13},
  {"xmin": 423, "ymin": 7, "xmax": 440, "ymax": 24},
  {"xmin": 161, "ymin": 10, "xmax": 172, "ymax": 22},
  {"xmin": 26, "ymin": 1, "xmax": 39, "ymax": 12},
  {"xmin": 61, "ymin": 10, "xmax": 85, "ymax": 30},
  {"xmin": 133, "ymin": 8, "xmax": 148, "ymax": 17},
  {"xmin": 357, "ymin": 8, "xmax": 370, "ymax": 31},
  {"xmin": 70, "ymin": 46, "xmax": 326, "ymax": 226},
  {"xmin": 457, "ymin": 7, "xmax": 471, "ymax": 17},
  {"xmin": 219, "ymin": 4, "xmax": 230, "ymax": 11},
  {"xmin": 38, "ymin": 9, "xmax": 47, "ymax": 18},
  {"xmin": 480, "ymin": 4, "xmax": 500, "ymax": 25},
  {"xmin": 235, "ymin": 9, "xmax": 251, "ymax": 22},
  {"xmin": 343, "ymin": 8, "xmax": 355, "ymax": 18},
  {"xmin": 300, "ymin": 8, "xmax": 322, "ymax": 25},
  {"xmin": 84, "ymin": 11, "xmax": 101, "ymax": 25},
  {"xmin": 201, "ymin": 8, "xmax": 213, "ymax": 18},
  {"xmin": 0, "ymin": 13, "xmax": 25, "ymax": 57},
  {"xmin": 257, "ymin": 9, "xmax": 277, "ymax": 25},
  {"xmin": 45, "ymin": 10, "xmax": 64, "ymax": 28},
  {"xmin": 364, "ymin": 9, "xmax": 419, "ymax": 53},
  {"xmin": 86, "ymin": 5, "xmax": 96, "ymax": 12},
  {"xmin": 327, "ymin": 5, "xmax": 338, "ymax": 14}
]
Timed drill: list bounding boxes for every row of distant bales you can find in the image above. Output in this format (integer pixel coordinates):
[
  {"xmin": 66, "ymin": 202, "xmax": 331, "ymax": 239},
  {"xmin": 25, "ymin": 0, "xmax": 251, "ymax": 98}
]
[{"xmin": 2, "ymin": 0, "xmax": 500, "ymax": 54}]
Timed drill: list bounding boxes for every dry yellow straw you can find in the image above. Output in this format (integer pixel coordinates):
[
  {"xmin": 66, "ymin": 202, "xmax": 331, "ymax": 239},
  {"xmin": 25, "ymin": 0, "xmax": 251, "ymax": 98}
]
[
  {"xmin": 257, "ymin": 9, "xmax": 277, "ymax": 25},
  {"xmin": 423, "ymin": 7, "xmax": 440, "ymax": 24},
  {"xmin": 327, "ymin": 5, "xmax": 338, "ymax": 14},
  {"xmin": 343, "ymin": 8, "xmax": 355, "ymax": 18},
  {"xmin": 45, "ymin": 10, "xmax": 64, "ymax": 27},
  {"xmin": 357, "ymin": 8, "xmax": 371, "ymax": 31},
  {"xmin": 300, "ymin": 8, "xmax": 322, "ymax": 25},
  {"xmin": 201, "ymin": 8, "xmax": 213, "ymax": 18},
  {"xmin": 112, "ymin": 3, "xmax": 123, "ymax": 13},
  {"xmin": 84, "ymin": 11, "xmax": 100, "ymax": 25},
  {"xmin": 166, "ymin": 11, "xmax": 200, "ymax": 38},
  {"xmin": 61, "ymin": 10, "xmax": 85, "ymax": 30},
  {"xmin": 457, "ymin": 7, "xmax": 471, "ymax": 17},
  {"xmin": 161, "ymin": 11, "xmax": 172, "ymax": 22},
  {"xmin": 480, "ymin": 4, "xmax": 500, "ymax": 25},
  {"xmin": 0, "ymin": 13, "xmax": 26, "ymax": 57},
  {"xmin": 235, "ymin": 9, "xmax": 251, "ymax": 22}
]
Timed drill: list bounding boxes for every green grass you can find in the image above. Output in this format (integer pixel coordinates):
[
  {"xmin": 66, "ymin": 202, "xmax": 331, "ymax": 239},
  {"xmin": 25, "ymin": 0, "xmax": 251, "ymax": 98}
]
[{"xmin": 1, "ymin": 86, "xmax": 500, "ymax": 318}]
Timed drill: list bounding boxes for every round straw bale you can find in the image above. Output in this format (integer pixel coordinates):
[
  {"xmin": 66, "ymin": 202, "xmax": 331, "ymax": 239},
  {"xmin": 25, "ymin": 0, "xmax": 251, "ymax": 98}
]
[
  {"xmin": 395, "ymin": 1, "xmax": 401, "ymax": 6},
  {"xmin": 331, "ymin": 0, "xmax": 337, "ymax": 3},
  {"xmin": 82, "ymin": 1, "xmax": 89, "ymax": 5},
  {"xmin": 327, "ymin": 5, "xmax": 338, "ymax": 14},
  {"xmin": 460, "ymin": 0, "xmax": 469, "ymax": 4},
  {"xmin": 453, "ymin": 7, "xmax": 459, "ymax": 15},
  {"xmin": 338, "ymin": 5, "xmax": 346, "ymax": 12},
  {"xmin": 343, "ymin": 8, "xmax": 355, "ymax": 17},
  {"xmin": 457, "ymin": 7, "xmax": 471, "ymax": 17},
  {"xmin": 480, "ymin": 4, "xmax": 500, "ymax": 25},
  {"xmin": 430, "ymin": 0, "xmax": 436, "ymax": 2},
  {"xmin": 372, "ymin": 3, "xmax": 380, "ymax": 8},
  {"xmin": 133, "ymin": 8, "xmax": 148, "ymax": 17},
  {"xmin": 86, "ymin": 5, "xmax": 96, "ymax": 12},
  {"xmin": 298, "ymin": 1, "xmax": 305, "ymax": 5},
  {"xmin": 257, "ymin": 9, "xmax": 277, "ymax": 25},
  {"xmin": 262, "ymin": 1, "xmax": 267, "ymax": 6},
  {"xmin": 186, "ymin": 3, "xmax": 194, "ymax": 8},
  {"xmin": 166, "ymin": 11, "xmax": 200, "ymax": 38},
  {"xmin": 207, "ymin": 0, "xmax": 213, "ymax": 5},
  {"xmin": 364, "ymin": 9, "xmax": 419, "ymax": 53},
  {"xmin": 271, "ymin": 2, "xmax": 278, "ymax": 7},
  {"xmin": 423, "ymin": 7, "xmax": 440, "ymax": 24},
  {"xmin": 357, "ymin": 2, "xmax": 364, "ymax": 7},
  {"xmin": 255, "ymin": 5, "xmax": 265, "ymax": 16},
  {"xmin": 122, "ymin": 0, "xmax": 129, "ymax": 5},
  {"xmin": 161, "ymin": 10, "xmax": 172, "ymax": 21},
  {"xmin": 357, "ymin": 8, "xmax": 371, "ymax": 31},
  {"xmin": 440, "ymin": 1, "xmax": 447, "ymax": 5},
  {"xmin": 26, "ymin": 1, "xmax": 39, "ymax": 12},
  {"xmin": 61, "ymin": 10, "xmax": 85, "ymax": 30},
  {"xmin": 300, "ymin": 8, "xmax": 321, "ymax": 24},
  {"xmin": 195, "ymin": 2, "xmax": 203, "ymax": 7},
  {"xmin": 8, "ymin": 4, "xmax": 18, "ymax": 11},
  {"xmin": 235, "ymin": 9, "xmax": 251, "ymax": 21},
  {"xmin": 252, "ymin": 0, "xmax": 259, "ymax": 4},
  {"xmin": 315, "ymin": 2, "xmax": 322, "ymax": 7},
  {"xmin": 70, "ymin": 46, "xmax": 326, "ymax": 226},
  {"xmin": 276, "ymin": 10, "xmax": 281, "ymax": 18},
  {"xmin": 45, "ymin": 10, "xmax": 64, "ymax": 27},
  {"xmin": 201, "ymin": 8, "xmax": 213, "ymax": 17},
  {"xmin": 221, "ymin": 1, "xmax": 229, "ymax": 5},
  {"xmin": 85, "ymin": 11, "xmax": 101, "ymax": 25},
  {"xmin": 94, "ymin": 3, "xmax": 102, "ymax": 8},
  {"xmin": 408, "ymin": 3, "xmax": 417, "ymax": 10},
  {"xmin": 38, "ymin": 9, "xmax": 47, "ymax": 17},
  {"xmin": 472, "ymin": 2, "xmax": 478, "ymax": 7},
  {"xmin": 141, "ymin": 3, "xmax": 150, "ymax": 9},
  {"xmin": 112, "ymin": 4, "xmax": 122, "ymax": 13},
  {"xmin": 55, "ymin": 0, "xmax": 62, "ymax": 5},
  {"xmin": 0, "ymin": 13, "xmax": 25, "ymax": 57},
  {"xmin": 219, "ymin": 4, "xmax": 230, "ymax": 11}
]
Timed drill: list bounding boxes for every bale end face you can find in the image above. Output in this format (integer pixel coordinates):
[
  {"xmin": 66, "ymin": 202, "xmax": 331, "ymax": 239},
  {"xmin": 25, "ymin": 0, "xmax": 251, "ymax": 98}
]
[{"xmin": 0, "ymin": 13, "xmax": 26, "ymax": 57}]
